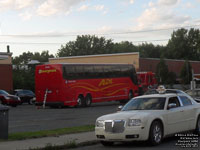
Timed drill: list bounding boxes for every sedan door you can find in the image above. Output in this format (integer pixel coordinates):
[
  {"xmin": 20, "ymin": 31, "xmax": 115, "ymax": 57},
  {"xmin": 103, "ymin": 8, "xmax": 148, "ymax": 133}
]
[
  {"xmin": 178, "ymin": 95, "xmax": 196, "ymax": 130},
  {"xmin": 164, "ymin": 96, "xmax": 187, "ymax": 135}
]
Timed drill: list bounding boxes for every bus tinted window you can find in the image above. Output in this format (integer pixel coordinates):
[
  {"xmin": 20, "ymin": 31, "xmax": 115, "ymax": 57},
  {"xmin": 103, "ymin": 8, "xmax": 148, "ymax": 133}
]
[
  {"xmin": 75, "ymin": 65, "xmax": 85, "ymax": 79},
  {"xmin": 104, "ymin": 65, "xmax": 113, "ymax": 78},
  {"xmin": 63, "ymin": 64, "xmax": 137, "ymax": 83},
  {"xmin": 93, "ymin": 65, "xmax": 104, "ymax": 78},
  {"xmin": 63, "ymin": 65, "xmax": 76, "ymax": 79},
  {"xmin": 84, "ymin": 65, "xmax": 94, "ymax": 78},
  {"xmin": 120, "ymin": 65, "xmax": 130, "ymax": 77}
]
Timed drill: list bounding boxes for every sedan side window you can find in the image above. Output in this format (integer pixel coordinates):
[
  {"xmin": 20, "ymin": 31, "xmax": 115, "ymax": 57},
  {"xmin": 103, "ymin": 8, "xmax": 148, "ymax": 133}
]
[
  {"xmin": 168, "ymin": 97, "xmax": 180, "ymax": 109},
  {"xmin": 179, "ymin": 96, "xmax": 192, "ymax": 106}
]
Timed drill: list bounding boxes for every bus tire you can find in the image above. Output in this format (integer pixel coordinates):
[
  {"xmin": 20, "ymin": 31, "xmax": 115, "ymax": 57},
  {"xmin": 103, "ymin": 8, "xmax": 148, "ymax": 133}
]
[
  {"xmin": 77, "ymin": 95, "xmax": 85, "ymax": 107},
  {"xmin": 85, "ymin": 94, "xmax": 92, "ymax": 107}
]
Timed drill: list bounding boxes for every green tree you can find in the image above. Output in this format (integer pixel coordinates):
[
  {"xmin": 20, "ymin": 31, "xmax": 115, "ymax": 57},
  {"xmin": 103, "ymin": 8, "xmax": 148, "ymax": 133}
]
[
  {"xmin": 180, "ymin": 60, "xmax": 192, "ymax": 84},
  {"xmin": 165, "ymin": 28, "xmax": 200, "ymax": 60},
  {"xmin": 57, "ymin": 35, "xmax": 114, "ymax": 57},
  {"xmin": 13, "ymin": 50, "xmax": 54, "ymax": 65},
  {"xmin": 138, "ymin": 43, "xmax": 164, "ymax": 58},
  {"xmin": 156, "ymin": 58, "xmax": 169, "ymax": 84},
  {"xmin": 167, "ymin": 71, "xmax": 177, "ymax": 86},
  {"xmin": 113, "ymin": 41, "xmax": 138, "ymax": 53},
  {"xmin": 12, "ymin": 51, "xmax": 54, "ymax": 91}
]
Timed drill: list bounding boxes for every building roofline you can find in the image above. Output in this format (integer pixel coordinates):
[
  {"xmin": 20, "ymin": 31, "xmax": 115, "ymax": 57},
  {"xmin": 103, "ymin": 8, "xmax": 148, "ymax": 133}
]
[
  {"xmin": 0, "ymin": 52, "xmax": 12, "ymax": 56},
  {"xmin": 49, "ymin": 52, "xmax": 139, "ymax": 60},
  {"xmin": 140, "ymin": 57, "xmax": 200, "ymax": 63}
]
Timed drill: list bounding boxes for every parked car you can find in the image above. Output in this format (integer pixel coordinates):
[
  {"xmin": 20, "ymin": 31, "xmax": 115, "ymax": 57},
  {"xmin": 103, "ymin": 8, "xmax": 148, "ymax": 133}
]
[
  {"xmin": 14, "ymin": 89, "xmax": 35, "ymax": 104},
  {"xmin": 185, "ymin": 89, "xmax": 200, "ymax": 103},
  {"xmin": 0, "ymin": 90, "xmax": 21, "ymax": 107},
  {"xmin": 95, "ymin": 88, "xmax": 200, "ymax": 146}
]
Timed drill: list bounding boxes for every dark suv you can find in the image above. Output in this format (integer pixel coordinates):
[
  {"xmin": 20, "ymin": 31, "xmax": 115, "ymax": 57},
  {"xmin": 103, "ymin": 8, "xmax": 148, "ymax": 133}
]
[{"xmin": 14, "ymin": 89, "xmax": 35, "ymax": 104}]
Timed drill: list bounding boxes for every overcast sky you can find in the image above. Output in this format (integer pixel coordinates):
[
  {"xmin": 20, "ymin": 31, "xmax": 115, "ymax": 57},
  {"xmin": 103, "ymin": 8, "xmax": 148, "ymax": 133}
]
[{"xmin": 0, "ymin": 0, "xmax": 200, "ymax": 56}]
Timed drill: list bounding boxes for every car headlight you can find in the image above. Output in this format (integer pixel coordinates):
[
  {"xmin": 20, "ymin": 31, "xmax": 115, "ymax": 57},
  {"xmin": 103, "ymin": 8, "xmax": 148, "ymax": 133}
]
[
  {"xmin": 128, "ymin": 119, "xmax": 142, "ymax": 126},
  {"xmin": 96, "ymin": 120, "xmax": 104, "ymax": 127}
]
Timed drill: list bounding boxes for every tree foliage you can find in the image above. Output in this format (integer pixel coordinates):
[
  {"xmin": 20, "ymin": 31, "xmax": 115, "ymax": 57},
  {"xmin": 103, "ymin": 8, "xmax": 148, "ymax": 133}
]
[
  {"xmin": 156, "ymin": 58, "xmax": 169, "ymax": 84},
  {"xmin": 57, "ymin": 35, "xmax": 114, "ymax": 57},
  {"xmin": 165, "ymin": 28, "xmax": 200, "ymax": 60},
  {"xmin": 12, "ymin": 51, "xmax": 54, "ymax": 91},
  {"xmin": 13, "ymin": 50, "xmax": 54, "ymax": 65}
]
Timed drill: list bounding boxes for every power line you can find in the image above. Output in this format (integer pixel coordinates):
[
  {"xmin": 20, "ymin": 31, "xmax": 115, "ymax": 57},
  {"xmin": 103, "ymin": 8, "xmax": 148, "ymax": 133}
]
[
  {"xmin": 0, "ymin": 39, "xmax": 169, "ymax": 45},
  {"xmin": 0, "ymin": 24, "xmax": 200, "ymax": 38}
]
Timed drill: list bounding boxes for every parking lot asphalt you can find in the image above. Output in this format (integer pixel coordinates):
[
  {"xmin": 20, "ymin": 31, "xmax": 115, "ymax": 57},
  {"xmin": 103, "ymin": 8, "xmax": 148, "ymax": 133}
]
[{"xmin": 8, "ymin": 101, "xmax": 119, "ymax": 133}]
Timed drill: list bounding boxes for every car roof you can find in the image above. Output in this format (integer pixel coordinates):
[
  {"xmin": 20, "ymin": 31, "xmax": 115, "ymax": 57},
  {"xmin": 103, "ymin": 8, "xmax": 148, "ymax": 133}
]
[
  {"xmin": 136, "ymin": 93, "xmax": 179, "ymax": 99},
  {"xmin": 186, "ymin": 89, "xmax": 200, "ymax": 91}
]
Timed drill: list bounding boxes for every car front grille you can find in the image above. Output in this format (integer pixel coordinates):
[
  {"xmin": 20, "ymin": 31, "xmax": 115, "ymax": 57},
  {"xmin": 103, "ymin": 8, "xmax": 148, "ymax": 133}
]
[{"xmin": 105, "ymin": 120, "xmax": 125, "ymax": 133}]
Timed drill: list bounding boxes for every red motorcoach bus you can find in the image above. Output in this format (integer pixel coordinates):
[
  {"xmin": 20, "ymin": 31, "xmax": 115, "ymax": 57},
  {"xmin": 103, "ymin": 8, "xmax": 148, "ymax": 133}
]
[{"xmin": 35, "ymin": 63, "xmax": 139, "ymax": 107}]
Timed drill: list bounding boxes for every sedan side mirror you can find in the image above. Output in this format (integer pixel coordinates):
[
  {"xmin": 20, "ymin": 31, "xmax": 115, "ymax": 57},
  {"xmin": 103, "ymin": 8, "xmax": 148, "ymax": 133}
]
[
  {"xmin": 117, "ymin": 105, "xmax": 123, "ymax": 111},
  {"xmin": 168, "ymin": 103, "xmax": 177, "ymax": 110}
]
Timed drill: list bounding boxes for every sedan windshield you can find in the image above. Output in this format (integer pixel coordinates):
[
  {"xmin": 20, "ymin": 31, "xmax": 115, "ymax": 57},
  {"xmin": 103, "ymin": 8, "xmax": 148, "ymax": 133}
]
[{"xmin": 122, "ymin": 97, "xmax": 166, "ymax": 111}]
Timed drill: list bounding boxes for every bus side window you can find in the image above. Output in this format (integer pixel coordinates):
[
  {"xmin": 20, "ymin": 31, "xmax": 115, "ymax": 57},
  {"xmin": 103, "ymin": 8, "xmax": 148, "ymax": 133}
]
[
  {"xmin": 104, "ymin": 65, "xmax": 113, "ymax": 78},
  {"xmin": 84, "ymin": 65, "xmax": 94, "ymax": 79},
  {"xmin": 75, "ymin": 65, "xmax": 85, "ymax": 79},
  {"xmin": 68, "ymin": 65, "xmax": 76, "ymax": 80},
  {"xmin": 94, "ymin": 65, "xmax": 104, "ymax": 78},
  {"xmin": 63, "ymin": 65, "xmax": 76, "ymax": 80},
  {"xmin": 111, "ymin": 65, "xmax": 121, "ymax": 78}
]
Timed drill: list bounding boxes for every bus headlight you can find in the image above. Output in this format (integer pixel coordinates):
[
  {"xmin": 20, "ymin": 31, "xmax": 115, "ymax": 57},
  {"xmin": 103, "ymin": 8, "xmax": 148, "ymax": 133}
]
[
  {"xmin": 128, "ymin": 119, "xmax": 142, "ymax": 126},
  {"xmin": 96, "ymin": 120, "xmax": 104, "ymax": 127}
]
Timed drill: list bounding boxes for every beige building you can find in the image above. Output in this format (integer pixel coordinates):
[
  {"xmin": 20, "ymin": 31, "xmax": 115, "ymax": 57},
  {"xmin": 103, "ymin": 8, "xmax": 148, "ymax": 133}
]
[
  {"xmin": 0, "ymin": 53, "xmax": 12, "ymax": 64},
  {"xmin": 49, "ymin": 52, "xmax": 140, "ymax": 71}
]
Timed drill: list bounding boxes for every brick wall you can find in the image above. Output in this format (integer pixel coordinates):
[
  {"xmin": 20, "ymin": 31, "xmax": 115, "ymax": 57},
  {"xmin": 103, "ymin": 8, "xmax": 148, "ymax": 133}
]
[
  {"xmin": 0, "ymin": 64, "xmax": 13, "ymax": 92},
  {"xmin": 139, "ymin": 58, "xmax": 200, "ymax": 76}
]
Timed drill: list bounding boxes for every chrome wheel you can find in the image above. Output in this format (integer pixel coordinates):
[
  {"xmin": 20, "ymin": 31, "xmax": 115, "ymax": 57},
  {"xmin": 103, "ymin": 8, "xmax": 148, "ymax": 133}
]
[
  {"xmin": 153, "ymin": 124, "xmax": 162, "ymax": 143},
  {"xmin": 149, "ymin": 121, "xmax": 163, "ymax": 145}
]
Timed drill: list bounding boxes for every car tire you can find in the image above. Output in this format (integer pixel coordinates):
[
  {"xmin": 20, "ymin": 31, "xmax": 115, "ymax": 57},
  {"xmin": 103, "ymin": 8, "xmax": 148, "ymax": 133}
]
[
  {"xmin": 100, "ymin": 141, "xmax": 114, "ymax": 146},
  {"xmin": 194, "ymin": 115, "xmax": 200, "ymax": 135},
  {"xmin": 29, "ymin": 99, "xmax": 33, "ymax": 105},
  {"xmin": 85, "ymin": 94, "xmax": 92, "ymax": 107},
  {"xmin": 149, "ymin": 121, "xmax": 163, "ymax": 146}
]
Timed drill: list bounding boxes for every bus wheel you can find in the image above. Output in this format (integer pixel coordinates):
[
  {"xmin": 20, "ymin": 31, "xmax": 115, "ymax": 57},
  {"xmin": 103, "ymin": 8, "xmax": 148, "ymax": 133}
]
[
  {"xmin": 85, "ymin": 94, "xmax": 92, "ymax": 107},
  {"xmin": 77, "ymin": 95, "xmax": 85, "ymax": 107}
]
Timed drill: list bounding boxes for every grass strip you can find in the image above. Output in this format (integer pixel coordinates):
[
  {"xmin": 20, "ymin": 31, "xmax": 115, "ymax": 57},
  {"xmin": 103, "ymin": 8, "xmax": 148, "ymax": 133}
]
[{"xmin": 7, "ymin": 125, "xmax": 95, "ymax": 141}]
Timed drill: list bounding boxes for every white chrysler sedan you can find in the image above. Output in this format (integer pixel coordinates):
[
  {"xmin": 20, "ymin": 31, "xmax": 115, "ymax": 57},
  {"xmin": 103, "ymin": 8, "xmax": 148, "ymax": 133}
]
[{"xmin": 95, "ymin": 92, "xmax": 200, "ymax": 146}]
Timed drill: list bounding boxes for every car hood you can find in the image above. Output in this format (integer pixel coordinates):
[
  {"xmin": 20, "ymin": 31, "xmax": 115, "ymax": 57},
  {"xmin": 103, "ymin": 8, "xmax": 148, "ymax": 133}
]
[{"xmin": 97, "ymin": 110, "xmax": 164, "ymax": 121}]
